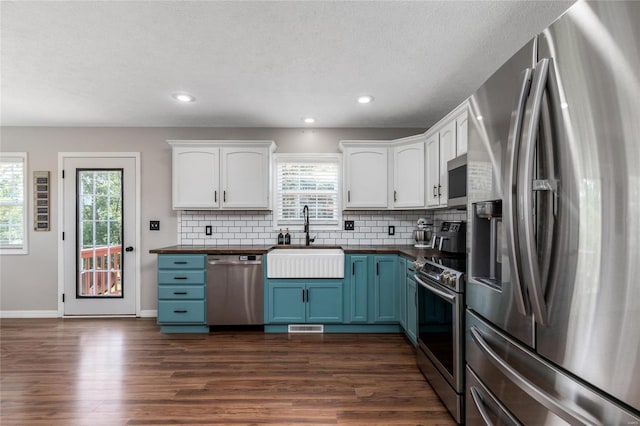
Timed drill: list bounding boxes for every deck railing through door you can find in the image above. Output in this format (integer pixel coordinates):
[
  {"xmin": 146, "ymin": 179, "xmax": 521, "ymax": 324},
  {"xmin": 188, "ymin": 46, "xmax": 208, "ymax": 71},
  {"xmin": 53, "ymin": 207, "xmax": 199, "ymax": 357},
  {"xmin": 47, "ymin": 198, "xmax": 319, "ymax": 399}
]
[{"xmin": 79, "ymin": 245, "xmax": 122, "ymax": 296}]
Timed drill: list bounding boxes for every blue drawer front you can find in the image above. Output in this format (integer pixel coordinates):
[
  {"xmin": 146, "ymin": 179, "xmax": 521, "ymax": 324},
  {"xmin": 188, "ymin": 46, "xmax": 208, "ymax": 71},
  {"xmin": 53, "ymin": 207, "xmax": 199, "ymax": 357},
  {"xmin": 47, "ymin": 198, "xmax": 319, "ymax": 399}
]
[
  {"xmin": 158, "ymin": 270, "xmax": 205, "ymax": 285},
  {"xmin": 157, "ymin": 300, "xmax": 205, "ymax": 323},
  {"xmin": 158, "ymin": 285, "xmax": 205, "ymax": 300},
  {"xmin": 158, "ymin": 254, "xmax": 206, "ymax": 270}
]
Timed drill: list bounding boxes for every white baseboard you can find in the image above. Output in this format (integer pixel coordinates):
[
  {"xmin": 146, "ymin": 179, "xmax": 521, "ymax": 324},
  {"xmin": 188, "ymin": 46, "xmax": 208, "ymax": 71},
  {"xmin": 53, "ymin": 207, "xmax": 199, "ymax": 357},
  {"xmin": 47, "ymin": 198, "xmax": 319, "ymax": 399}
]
[
  {"xmin": 0, "ymin": 310, "xmax": 59, "ymax": 318},
  {"xmin": 139, "ymin": 310, "xmax": 157, "ymax": 318}
]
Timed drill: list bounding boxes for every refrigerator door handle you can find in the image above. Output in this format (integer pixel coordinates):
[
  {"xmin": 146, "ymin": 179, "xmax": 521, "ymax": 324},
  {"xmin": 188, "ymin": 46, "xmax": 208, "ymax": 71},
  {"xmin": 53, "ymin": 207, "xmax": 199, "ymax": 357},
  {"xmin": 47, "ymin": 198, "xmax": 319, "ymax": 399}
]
[
  {"xmin": 470, "ymin": 327, "xmax": 600, "ymax": 426},
  {"xmin": 505, "ymin": 67, "xmax": 533, "ymax": 317},
  {"xmin": 469, "ymin": 386, "xmax": 497, "ymax": 426},
  {"xmin": 517, "ymin": 58, "xmax": 551, "ymax": 326}
]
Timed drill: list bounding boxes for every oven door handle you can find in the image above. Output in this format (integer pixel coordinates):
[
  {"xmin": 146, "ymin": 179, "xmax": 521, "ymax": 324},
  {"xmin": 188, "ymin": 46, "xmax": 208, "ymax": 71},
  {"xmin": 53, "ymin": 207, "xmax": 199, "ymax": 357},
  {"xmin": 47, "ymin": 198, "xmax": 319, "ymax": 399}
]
[{"xmin": 415, "ymin": 275, "xmax": 455, "ymax": 302}]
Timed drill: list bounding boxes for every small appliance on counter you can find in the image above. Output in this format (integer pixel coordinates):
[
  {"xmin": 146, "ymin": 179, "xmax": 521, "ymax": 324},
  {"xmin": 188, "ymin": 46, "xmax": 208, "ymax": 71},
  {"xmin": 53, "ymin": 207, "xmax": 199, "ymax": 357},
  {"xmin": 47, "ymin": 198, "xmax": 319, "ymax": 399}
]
[{"xmin": 413, "ymin": 218, "xmax": 433, "ymax": 248}]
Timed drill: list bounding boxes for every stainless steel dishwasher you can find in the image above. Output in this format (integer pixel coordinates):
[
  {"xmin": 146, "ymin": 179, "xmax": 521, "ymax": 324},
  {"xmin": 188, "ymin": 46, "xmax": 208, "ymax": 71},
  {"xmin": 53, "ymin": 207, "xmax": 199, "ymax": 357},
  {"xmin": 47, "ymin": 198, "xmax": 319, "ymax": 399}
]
[{"xmin": 206, "ymin": 254, "xmax": 263, "ymax": 326}]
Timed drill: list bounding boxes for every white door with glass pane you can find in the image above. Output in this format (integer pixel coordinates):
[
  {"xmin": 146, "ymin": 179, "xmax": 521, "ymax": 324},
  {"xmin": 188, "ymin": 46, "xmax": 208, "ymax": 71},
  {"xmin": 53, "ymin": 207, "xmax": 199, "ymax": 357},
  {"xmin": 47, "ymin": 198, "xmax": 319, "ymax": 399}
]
[{"xmin": 62, "ymin": 156, "xmax": 137, "ymax": 315}]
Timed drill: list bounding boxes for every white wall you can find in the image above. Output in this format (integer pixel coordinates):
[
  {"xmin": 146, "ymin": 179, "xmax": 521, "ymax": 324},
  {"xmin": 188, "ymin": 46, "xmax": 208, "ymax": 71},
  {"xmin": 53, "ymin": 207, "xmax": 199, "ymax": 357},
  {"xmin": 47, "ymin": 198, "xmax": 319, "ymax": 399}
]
[{"xmin": 0, "ymin": 126, "xmax": 425, "ymax": 314}]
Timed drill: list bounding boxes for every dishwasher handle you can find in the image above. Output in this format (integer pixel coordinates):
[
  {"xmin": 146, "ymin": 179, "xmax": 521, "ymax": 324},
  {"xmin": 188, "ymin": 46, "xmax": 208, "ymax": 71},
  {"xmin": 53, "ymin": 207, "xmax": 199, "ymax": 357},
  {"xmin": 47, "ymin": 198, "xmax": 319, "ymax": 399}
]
[{"xmin": 207, "ymin": 257, "xmax": 263, "ymax": 266}]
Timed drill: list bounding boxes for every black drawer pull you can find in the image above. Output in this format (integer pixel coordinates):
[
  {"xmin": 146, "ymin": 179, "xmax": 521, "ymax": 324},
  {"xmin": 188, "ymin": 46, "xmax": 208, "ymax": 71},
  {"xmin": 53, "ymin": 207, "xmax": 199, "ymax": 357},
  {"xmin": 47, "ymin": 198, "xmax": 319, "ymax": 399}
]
[
  {"xmin": 174, "ymin": 310, "xmax": 188, "ymax": 314},
  {"xmin": 174, "ymin": 277, "xmax": 188, "ymax": 280},
  {"xmin": 174, "ymin": 261, "xmax": 187, "ymax": 264},
  {"xmin": 173, "ymin": 292, "xmax": 187, "ymax": 295}
]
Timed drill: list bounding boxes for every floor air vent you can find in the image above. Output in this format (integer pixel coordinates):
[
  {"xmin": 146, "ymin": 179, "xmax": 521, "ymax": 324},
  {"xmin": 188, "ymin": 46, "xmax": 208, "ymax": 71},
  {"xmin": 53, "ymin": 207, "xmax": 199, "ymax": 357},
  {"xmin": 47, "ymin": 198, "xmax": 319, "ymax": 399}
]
[{"xmin": 288, "ymin": 324, "xmax": 324, "ymax": 333}]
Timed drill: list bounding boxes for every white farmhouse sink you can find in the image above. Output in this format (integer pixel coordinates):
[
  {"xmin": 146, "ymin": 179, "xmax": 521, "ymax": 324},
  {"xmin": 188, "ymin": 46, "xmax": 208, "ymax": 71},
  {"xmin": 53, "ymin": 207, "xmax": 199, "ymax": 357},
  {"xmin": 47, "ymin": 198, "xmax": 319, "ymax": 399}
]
[{"xmin": 267, "ymin": 248, "xmax": 344, "ymax": 279}]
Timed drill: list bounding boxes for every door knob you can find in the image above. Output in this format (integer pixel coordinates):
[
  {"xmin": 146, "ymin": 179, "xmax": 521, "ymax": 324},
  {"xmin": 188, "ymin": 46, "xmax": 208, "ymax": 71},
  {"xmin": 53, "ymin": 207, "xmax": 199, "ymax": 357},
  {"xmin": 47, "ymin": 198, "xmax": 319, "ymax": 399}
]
[{"xmin": 125, "ymin": 246, "xmax": 134, "ymax": 252}]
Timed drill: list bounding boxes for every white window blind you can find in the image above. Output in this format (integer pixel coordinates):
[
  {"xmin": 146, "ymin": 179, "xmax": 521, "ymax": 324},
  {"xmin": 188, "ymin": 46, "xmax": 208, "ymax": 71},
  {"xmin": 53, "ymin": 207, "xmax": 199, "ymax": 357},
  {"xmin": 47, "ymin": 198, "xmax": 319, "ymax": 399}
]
[
  {"xmin": 0, "ymin": 153, "xmax": 27, "ymax": 252},
  {"xmin": 275, "ymin": 158, "xmax": 339, "ymax": 225}
]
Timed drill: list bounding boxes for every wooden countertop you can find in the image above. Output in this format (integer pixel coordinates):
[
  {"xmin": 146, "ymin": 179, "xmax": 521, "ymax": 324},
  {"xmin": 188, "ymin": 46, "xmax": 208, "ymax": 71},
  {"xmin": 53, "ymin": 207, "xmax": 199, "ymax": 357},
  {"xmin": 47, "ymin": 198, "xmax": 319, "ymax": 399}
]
[{"xmin": 149, "ymin": 244, "xmax": 458, "ymax": 260}]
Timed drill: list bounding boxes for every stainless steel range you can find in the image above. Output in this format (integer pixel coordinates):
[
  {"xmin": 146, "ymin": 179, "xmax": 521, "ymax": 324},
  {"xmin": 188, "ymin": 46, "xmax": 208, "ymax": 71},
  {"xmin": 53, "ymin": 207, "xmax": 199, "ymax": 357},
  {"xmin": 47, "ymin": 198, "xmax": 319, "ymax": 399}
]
[{"xmin": 415, "ymin": 221, "xmax": 466, "ymax": 424}]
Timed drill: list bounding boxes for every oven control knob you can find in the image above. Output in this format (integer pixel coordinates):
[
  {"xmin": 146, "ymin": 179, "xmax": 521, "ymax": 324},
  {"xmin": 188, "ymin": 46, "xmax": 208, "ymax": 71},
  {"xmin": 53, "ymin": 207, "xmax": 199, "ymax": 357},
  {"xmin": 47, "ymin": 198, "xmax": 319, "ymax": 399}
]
[
  {"xmin": 439, "ymin": 273, "xmax": 447, "ymax": 284},
  {"xmin": 448, "ymin": 274, "xmax": 457, "ymax": 287}
]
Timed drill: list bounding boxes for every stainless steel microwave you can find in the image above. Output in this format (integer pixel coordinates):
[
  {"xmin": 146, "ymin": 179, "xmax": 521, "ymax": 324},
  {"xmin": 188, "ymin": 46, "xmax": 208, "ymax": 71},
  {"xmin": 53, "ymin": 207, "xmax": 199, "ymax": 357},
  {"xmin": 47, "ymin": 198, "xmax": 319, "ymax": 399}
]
[{"xmin": 447, "ymin": 154, "xmax": 467, "ymax": 208}]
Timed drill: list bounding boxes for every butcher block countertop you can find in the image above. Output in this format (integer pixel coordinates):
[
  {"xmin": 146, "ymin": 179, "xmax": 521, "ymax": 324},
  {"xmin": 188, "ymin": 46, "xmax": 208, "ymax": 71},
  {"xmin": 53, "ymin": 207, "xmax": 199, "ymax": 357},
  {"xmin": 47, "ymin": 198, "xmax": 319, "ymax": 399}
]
[{"xmin": 149, "ymin": 244, "xmax": 458, "ymax": 260}]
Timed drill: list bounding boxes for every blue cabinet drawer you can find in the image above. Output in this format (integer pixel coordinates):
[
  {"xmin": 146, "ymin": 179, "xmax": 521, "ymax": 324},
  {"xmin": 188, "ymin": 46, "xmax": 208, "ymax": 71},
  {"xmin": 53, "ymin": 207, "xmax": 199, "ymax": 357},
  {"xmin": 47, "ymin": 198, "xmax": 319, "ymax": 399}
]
[
  {"xmin": 158, "ymin": 254, "xmax": 206, "ymax": 270},
  {"xmin": 158, "ymin": 285, "xmax": 205, "ymax": 300},
  {"xmin": 158, "ymin": 270, "xmax": 205, "ymax": 285},
  {"xmin": 157, "ymin": 300, "xmax": 205, "ymax": 323}
]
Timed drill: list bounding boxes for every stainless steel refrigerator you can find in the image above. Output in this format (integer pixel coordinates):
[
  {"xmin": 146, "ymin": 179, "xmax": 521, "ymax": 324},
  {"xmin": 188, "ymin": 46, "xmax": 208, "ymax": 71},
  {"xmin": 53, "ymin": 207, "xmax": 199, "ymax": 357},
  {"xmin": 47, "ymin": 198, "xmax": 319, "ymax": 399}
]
[{"xmin": 465, "ymin": 1, "xmax": 640, "ymax": 423}]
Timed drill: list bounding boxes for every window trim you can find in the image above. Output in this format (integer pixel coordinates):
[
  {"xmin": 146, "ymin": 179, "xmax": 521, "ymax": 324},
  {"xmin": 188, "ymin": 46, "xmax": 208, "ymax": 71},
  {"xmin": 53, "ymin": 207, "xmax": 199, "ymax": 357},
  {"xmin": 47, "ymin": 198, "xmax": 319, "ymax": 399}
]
[
  {"xmin": 272, "ymin": 153, "xmax": 342, "ymax": 231},
  {"xmin": 0, "ymin": 152, "xmax": 28, "ymax": 255}
]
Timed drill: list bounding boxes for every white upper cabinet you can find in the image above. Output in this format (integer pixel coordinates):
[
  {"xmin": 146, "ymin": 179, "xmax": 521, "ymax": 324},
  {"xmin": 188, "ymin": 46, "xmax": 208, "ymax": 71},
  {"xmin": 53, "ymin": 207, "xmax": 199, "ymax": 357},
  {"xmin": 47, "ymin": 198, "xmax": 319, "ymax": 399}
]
[
  {"xmin": 438, "ymin": 120, "xmax": 457, "ymax": 207},
  {"xmin": 221, "ymin": 146, "xmax": 270, "ymax": 209},
  {"xmin": 392, "ymin": 136, "xmax": 425, "ymax": 208},
  {"xmin": 172, "ymin": 145, "xmax": 220, "ymax": 209},
  {"xmin": 425, "ymin": 133, "xmax": 440, "ymax": 207},
  {"xmin": 455, "ymin": 110, "xmax": 468, "ymax": 155},
  {"xmin": 341, "ymin": 143, "xmax": 388, "ymax": 209},
  {"xmin": 169, "ymin": 141, "xmax": 275, "ymax": 210},
  {"xmin": 425, "ymin": 101, "xmax": 468, "ymax": 208}
]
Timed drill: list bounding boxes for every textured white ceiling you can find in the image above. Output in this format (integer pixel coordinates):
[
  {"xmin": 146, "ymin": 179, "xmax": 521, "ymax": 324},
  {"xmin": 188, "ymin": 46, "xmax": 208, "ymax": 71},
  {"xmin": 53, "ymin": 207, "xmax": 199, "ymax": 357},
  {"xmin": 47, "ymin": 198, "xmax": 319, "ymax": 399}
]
[{"xmin": 1, "ymin": 1, "xmax": 573, "ymax": 128}]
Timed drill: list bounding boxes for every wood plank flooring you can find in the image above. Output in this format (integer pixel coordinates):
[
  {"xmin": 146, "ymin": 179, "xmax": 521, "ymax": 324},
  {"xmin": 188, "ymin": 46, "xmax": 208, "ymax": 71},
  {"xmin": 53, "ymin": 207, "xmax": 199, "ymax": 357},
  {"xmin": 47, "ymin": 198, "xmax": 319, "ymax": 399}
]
[{"xmin": 0, "ymin": 318, "xmax": 455, "ymax": 425}]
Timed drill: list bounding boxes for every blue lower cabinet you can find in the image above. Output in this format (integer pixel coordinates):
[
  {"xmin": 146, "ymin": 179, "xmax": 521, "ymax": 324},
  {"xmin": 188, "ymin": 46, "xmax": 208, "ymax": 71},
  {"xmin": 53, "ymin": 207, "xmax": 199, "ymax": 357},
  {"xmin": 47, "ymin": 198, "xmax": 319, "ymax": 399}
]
[
  {"xmin": 398, "ymin": 257, "xmax": 407, "ymax": 330},
  {"xmin": 373, "ymin": 255, "xmax": 399, "ymax": 323},
  {"xmin": 157, "ymin": 254, "xmax": 208, "ymax": 333},
  {"xmin": 267, "ymin": 281, "xmax": 306, "ymax": 323},
  {"xmin": 406, "ymin": 275, "xmax": 418, "ymax": 346},
  {"xmin": 267, "ymin": 280, "xmax": 343, "ymax": 324},
  {"xmin": 345, "ymin": 255, "xmax": 369, "ymax": 323}
]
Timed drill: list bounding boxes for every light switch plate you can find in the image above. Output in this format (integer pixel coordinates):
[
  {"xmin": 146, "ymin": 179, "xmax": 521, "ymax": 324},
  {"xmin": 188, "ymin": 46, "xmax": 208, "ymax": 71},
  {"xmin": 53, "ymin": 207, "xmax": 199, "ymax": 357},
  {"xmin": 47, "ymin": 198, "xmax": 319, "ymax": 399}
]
[
  {"xmin": 149, "ymin": 220, "xmax": 160, "ymax": 231},
  {"xmin": 205, "ymin": 225, "xmax": 212, "ymax": 235},
  {"xmin": 388, "ymin": 226, "xmax": 395, "ymax": 236},
  {"xmin": 344, "ymin": 220, "xmax": 355, "ymax": 231}
]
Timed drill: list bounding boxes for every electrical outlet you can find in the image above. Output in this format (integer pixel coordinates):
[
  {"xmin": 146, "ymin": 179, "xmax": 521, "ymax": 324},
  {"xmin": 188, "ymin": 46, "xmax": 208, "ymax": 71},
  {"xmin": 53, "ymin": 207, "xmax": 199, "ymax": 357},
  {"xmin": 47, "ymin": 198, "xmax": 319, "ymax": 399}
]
[
  {"xmin": 344, "ymin": 220, "xmax": 355, "ymax": 231},
  {"xmin": 388, "ymin": 225, "xmax": 395, "ymax": 236},
  {"xmin": 149, "ymin": 220, "xmax": 160, "ymax": 231},
  {"xmin": 205, "ymin": 225, "xmax": 212, "ymax": 236}
]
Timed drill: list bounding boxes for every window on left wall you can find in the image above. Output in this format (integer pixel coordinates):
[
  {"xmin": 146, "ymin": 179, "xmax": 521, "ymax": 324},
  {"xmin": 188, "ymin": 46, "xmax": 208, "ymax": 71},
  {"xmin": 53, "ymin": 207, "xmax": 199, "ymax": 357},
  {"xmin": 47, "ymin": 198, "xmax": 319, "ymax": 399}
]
[{"xmin": 0, "ymin": 153, "xmax": 28, "ymax": 254}]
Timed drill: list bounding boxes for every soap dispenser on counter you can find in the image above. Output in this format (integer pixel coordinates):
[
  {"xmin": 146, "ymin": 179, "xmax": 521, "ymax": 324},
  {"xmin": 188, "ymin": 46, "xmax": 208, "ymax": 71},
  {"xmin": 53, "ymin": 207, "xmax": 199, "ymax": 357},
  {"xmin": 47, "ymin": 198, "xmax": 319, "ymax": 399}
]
[
  {"xmin": 284, "ymin": 228, "xmax": 291, "ymax": 245},
  {"xmin": 277, "ymin": 229, "xmax": 284, "ymax": 245}
]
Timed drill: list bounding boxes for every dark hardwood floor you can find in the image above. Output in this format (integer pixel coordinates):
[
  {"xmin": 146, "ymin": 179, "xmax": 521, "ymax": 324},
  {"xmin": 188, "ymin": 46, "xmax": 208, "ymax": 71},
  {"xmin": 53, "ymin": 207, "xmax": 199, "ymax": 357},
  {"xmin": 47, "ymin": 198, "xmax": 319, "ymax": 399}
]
[{"xmin": 0, "ymin": 318, "xmax": 455, "ymax": 425}]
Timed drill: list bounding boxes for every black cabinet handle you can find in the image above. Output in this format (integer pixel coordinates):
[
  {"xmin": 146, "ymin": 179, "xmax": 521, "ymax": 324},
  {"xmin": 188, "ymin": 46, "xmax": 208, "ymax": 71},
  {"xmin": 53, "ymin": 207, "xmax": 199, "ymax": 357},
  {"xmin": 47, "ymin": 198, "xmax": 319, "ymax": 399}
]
[
  {"xmin": 352, "ymin": 263, "xmax": 355, "ymax": 275},
  {"xmin": 224, "ymin": 190, "xmax": 227, "ymax": 202},
  {"xmin": 174, "ymin": 277, "xmax": 187, "ymax": 280},
  {"xmin": 376, "ymin": 262, "xmax": 379, "ymax": 275},
  {"xmin": 173, "ymin": 310, "xmax": 187, "ymax": 314},
  {"xmin": 174, "ymin": 261, "xmax": 187, "ymax": 264},
  {"xmin": 125, "ymin": 246, "xmax": 134, "ymax": 252},
  {"xmin": 306, "ymin": 289, "xmax": 309, "ymax": 302},
  {"xmin": 215, "ymin": 190, "xmax": 217, "ymax": 203},
  {"xmin": 173, "ymin": 292, "xmax": 187, "ymax": 295},
  {"xmin": 394, "ymin": 190, "xmax": 397, "ymax": 202},
  {"xmin": 348, "ymin": 190, "xmax": 351, "ymax": 202},
  {"xmin": 302, "ymin": 289, "xmax": 305, "ymax": 303}
]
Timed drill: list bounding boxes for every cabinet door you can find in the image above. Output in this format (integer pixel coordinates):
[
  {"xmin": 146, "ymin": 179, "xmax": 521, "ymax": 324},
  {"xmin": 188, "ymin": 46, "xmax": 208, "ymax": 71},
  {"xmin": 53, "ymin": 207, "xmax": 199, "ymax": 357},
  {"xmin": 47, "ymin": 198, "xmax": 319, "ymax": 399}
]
[
  {"xmin": 425, "ymin": 133, "xmax": 440, "ymax": 207},
  {"xmin": 406, "ymin": 276, "xmax": 417, "ymax": 345},
  {"xmin": 373, "ymin": 255, "xmax": 398, "ymax": 323},
  {"xmin": 306, "ymin": 282, "xmax": 343, "ymax": 323},
  {"xmin": 172, "ymin": 147, "xmax": 220, "ymax": 209},
  {"xmin": 455, "ymin": 110, "xmax": 468, "ymax": 156},
  {"xmin": 267, "ymin": 281, "xmax": 306, "ymax": 323},
  {"xmin": 347, "ymin": 255, "xmax": 369, "ymax": 323},
  {"xmin": 344, "ymin": 147, "xmax": 388, "ymax": 208},
  {"xmin": 221, "ymin": 146, "xmax": 270, "ymax": 209},
  {"xmin": 438, "ymin": 120, "xmax": 457, "ymax": 207},
  {"xmin": 398, "ymin": 257, "xmax": 407, "ymax": 330},
  {"xmin": 393, "ymin": 140, "xmax": 425, "ymax": 208}
]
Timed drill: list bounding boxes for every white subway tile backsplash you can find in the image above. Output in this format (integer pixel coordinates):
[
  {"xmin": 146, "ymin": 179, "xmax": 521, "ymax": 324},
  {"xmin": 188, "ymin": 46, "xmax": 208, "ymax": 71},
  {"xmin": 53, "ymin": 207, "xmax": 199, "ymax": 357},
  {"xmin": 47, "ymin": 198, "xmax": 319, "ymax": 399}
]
[{"xmin": 176, "ymin": 209, "xmax": 467, "ymax": 246}]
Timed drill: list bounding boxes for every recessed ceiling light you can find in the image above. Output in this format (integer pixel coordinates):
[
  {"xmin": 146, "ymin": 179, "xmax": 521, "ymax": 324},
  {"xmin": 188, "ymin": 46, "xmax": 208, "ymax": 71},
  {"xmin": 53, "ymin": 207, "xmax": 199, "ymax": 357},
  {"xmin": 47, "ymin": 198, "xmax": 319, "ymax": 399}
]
[
  {"xmin": 303, "ymin": 117, "xmax": 315, "ymax": 124},
  {"xmin": 172, "ymin": 92, "xmax": 195, "ymax": 103},
  {"xmin": 357, "ymin": 95, "xmax": 374, "ymax": 104}
]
